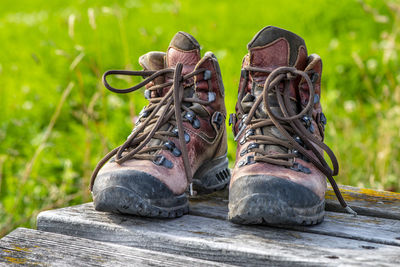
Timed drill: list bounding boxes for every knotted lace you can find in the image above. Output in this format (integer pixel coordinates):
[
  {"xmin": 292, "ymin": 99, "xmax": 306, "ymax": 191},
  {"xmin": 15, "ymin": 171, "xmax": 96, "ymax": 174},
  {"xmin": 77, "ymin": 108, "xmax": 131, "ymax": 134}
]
[
  {"xmin": 235, "ymin": 66, "xmax": 357, "ymax": 215},
  {"xmin": 90, "ymin": 63, "xmax": 211, "ymax": 195}
]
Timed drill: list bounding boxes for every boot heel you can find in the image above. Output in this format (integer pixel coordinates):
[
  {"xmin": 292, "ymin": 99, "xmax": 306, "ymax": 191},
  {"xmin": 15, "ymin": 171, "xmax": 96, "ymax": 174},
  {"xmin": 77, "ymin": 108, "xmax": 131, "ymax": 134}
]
[{"xmin": 192, "ymin": 154, "xmax": 231, "ymax": 194}]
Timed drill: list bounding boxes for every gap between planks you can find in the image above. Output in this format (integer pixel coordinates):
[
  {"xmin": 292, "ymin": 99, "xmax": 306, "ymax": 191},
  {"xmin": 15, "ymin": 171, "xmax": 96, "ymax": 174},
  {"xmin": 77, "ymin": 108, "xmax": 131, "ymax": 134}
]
[{"xmin": 36, "ymin": 203, "xmax": 400, "ymax": 266}]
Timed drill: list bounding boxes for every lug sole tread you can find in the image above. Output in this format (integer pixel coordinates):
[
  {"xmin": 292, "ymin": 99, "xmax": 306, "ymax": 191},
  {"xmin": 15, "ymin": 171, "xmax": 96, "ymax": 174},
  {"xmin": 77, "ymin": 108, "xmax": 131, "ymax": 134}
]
[
  {"xmin": 228, "ymin": 193, "xmax": 325, "ymax": 226},
  {"xmin": 94, "ymin": 186, "xmax": 189, "ymax": 219}
]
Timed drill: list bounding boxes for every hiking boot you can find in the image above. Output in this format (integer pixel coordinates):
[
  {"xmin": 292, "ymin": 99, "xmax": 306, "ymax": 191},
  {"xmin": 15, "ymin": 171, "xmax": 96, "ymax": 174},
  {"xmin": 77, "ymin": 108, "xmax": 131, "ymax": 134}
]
[
  {"xmin": 228, "ymin": 26, "xmax": 354, "ymax": 225},
  {"xmin": 90, "ymin": 31, "xmax": 230, "ymax": 218}
]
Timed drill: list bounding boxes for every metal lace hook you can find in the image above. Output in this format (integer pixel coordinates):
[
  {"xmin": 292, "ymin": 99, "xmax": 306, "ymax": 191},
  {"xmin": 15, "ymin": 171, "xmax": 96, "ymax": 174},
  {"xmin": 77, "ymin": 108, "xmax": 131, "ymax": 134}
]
[{"xmin": 234, "ymin": 123, "xmax": 247, "ymax": 141}]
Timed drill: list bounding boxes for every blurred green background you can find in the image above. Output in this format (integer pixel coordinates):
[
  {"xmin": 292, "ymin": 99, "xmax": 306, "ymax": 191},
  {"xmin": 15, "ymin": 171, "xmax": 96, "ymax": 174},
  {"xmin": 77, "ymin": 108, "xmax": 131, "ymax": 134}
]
[{"xmin": 1, "ymin": 0, "xmax": 399, "ymax": 236}]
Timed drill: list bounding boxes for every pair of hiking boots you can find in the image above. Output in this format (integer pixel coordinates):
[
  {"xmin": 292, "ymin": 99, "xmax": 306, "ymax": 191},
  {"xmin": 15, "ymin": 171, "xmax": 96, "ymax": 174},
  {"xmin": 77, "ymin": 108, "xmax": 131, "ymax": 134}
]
[{"xmin": 90, "ymin": 26, "xmax": 355, "ymax": 226}]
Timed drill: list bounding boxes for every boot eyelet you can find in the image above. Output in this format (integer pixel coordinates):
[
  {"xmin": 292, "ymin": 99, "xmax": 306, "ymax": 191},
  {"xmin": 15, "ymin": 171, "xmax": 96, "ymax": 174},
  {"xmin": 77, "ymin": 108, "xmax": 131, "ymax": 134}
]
[
  {"xmin": 245, "ymin": 129, "xmax": 255, "ymax": 138},
  {"xmin": 208, "ymin": 92, "xmax": 216, "ymax": 102},
  {"xmin": 313, "ymin": 94, "xmax": 320, "ymax": 104},
  {"xmin": 192, "ymin": 118, "xmax": 200, "ymax": 129},
  {"xmin": 241, "ymin": 69, "xmax": 248, "ymax": 79},
  {"xmin": 240, "ymin": 129, "xmax": 255, "ymax": 144},
  {"xmin": 247, "ymin": 143, "xmax": 259, "ymax": 150},
  {"xmin": 239, "ymin": 143, "xmax": 259, "ymax": 156},
  {"xmin": 204, "ymin": 70, "xmax": 212, "ymax": 80},
  {"xmin": 239, "ymin": 136, "xmax": 246, "ymax": 145},
  {"xmin": 184, "ymin": 111, "xmax": 195, "ymax": 122},
  {"xmin": 172, "ymin": 147, "xmax": 181, "ymax": 157},
  {"xmin": 320, "ymin": 112, "xmax": 327, "ymax": 125},
  {"xmin": 139, "ymin": 107, "xmax": 150, "ymax": 118},
  {"xmin": 238, "ymin": 155, "xmax": 255, "ymax": 168},
  {"xmin": 163, "ymin": 141, "xmax": 182, "ymax": 157},
  {"xmin": 212, "ymin": 112, "xmax": 223, "ymax": 129},
  {"xmin": 163, "ymin": 140, "xmax": 175, "ymax": 151},
  {"xmin": 172, "ymin": 128, "xmax": 190, "ymax": 143},
  {"xmin": 144, "ymin": 90, "xmax": 151, "ymax": 100},
  {"xmin": 311, "ymin": 72, "xmax": 319, "ymax": 83},
  {"xmin": 184, "ymin": 111, "xmax": 200, "ymax": 129},
  {"xmin": 302, "ymin": 116, "xmax": 311, "ymax": 128},
  {"xmin": 245, "ymin": 155, "xmax": 255, "ymax": 165},
  {"xmin": 290, "ymin": 162, "xmax": 311, "ymax": 174},
  {"xmin": 153, "ymin": 155, "xmax": 173, "ymax": 169},
  {"xmin": 294, "ymin": 136, "xmax": 303, "ymax": 146},
  {"xmin": 238, "ymin": 160, "xmax": 245, "ymax": 167},
  {"xmin": 239, "ymin": 129, "xmax": 255, "ymax": 145},
  {"xmin": 184, "ymin": 133, "xmax": 190, "ymax": 143},
  {"xmin": 238, "ymin": 114, "xmax": 248, "ymax": 131}
]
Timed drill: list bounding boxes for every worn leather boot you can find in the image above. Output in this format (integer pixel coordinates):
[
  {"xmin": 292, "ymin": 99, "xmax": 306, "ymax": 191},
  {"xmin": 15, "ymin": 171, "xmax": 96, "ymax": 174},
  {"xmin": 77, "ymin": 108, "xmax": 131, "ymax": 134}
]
[
  {"xmin": 90, "ymin": 31, "xmax": 230, "ymax": 218},
  {"xmin": 228, "ymin": 26, "xmax": 354, "ymax": 225}
]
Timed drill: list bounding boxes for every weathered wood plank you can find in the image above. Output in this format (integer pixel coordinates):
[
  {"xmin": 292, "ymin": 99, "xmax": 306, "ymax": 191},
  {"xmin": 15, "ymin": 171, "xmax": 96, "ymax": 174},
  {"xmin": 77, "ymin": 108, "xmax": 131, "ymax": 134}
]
[
  {"xmin": 37, "ymin": 203, "xmax": 400, "ymax": 266},
  {"xmin": 0, "ymin": 228, "xmax": 226, "ymax": 267},
  {"xmin": 325, "ymin": 185, "xmax": 400, "ymax": 220},
  {"xmin": 189, "ymin": 190, "xmax": 400, "ymax": 247}
]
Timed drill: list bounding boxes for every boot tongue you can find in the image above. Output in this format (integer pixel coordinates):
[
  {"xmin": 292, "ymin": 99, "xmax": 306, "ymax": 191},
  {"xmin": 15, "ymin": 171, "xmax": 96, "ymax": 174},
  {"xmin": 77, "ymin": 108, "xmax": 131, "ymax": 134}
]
[
  {"xmin": 164, "ymin": 31, "xmax": 201, "ymax": 102},
  {"xmin": 247, "ymin": 26, "xmax": 308, "ymax": 99},
  {"xmin": 244, "ymin": 26, "xmax": 309, "ymax": 114},
  {"xmin": 138, "ymin": 51, "xmax": 166, "ymax": 98},
  {"xmin": 248, "ymin": 26, "xmax": 307, "ymax": 70},
  {"xmin": 166, "ymin": 31, "xmax": 201, "ymax": 70},
  {"xmin": 139, "ymin": 51, "xmax": 165, "ymax": 71},
  {"xmin": 144, "ymin": 32, "xmax": 201, "ymax": 149},
  {"xmin": 137, "ymin": 31, "xmax": 201, "ymax": 98}
]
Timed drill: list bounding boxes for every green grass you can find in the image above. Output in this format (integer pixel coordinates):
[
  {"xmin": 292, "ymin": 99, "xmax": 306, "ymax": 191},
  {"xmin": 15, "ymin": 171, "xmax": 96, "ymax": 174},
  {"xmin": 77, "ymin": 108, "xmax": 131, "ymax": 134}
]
[{"xmin": 1, "ymin": 0, "xmax": 399, "ymax": 236}]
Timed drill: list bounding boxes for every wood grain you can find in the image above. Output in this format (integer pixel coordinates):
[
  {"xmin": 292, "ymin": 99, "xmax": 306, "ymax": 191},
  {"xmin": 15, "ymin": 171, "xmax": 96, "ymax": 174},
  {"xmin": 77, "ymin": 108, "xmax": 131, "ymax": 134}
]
[
  {"xmin": 189, "ymin": 190, "xmax": 400, "ymax": 247},
  {"xmin": 0, "ymin": 228, "xmax": 227, "ymax": 267},
  {"xmin": 36, "ymin": 203, "xmax": 400, "ymax": 266},
  {"xmin": 325, "ymin": 185, "xmax": 400, "ymax": 220}
]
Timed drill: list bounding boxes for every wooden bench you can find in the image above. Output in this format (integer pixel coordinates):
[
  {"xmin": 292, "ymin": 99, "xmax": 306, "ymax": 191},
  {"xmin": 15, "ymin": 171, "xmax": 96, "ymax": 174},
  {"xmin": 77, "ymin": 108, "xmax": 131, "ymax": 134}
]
[
  {"xmin": 0, "ymin": 228, "xmax": 222, "ymax": 266},
  {"xmin": 1, "ymin": 185, "xmax": 400, "ymax": 266}
]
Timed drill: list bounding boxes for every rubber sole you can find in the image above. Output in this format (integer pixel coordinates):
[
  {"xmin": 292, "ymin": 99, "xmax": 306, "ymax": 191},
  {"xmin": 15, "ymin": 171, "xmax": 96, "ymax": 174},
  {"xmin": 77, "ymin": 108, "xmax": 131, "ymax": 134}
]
[
  {"xmin": 93, "ymin": 155, "xmax": 230, "ymax": 218},
  {"xmin": 229, "ymin": 194, "xmax": 325, "ymax": 225},
  {"xmin": 94, "ymin": 186, "xmax": 189, "ymax": 218},
  {"xmin": 228, "ymin": 175, "xmax": 325, "ymax": 226}
]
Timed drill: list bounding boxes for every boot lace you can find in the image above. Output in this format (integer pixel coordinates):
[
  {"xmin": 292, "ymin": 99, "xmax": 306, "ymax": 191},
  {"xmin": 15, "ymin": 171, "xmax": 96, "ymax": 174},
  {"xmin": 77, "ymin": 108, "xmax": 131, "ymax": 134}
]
[
  {"xmin": 234, "ymin": 66, "xmax": 357, "ymax": 215},
  {"xmin": 90, "ymin": 63, "xmax": 212, "ymax": 195}
]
